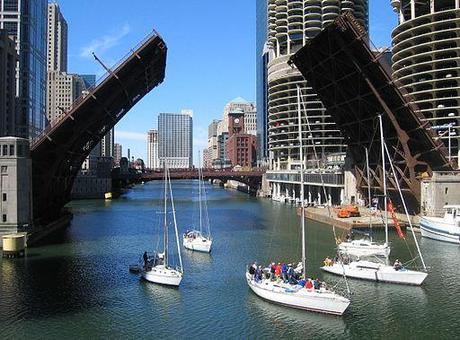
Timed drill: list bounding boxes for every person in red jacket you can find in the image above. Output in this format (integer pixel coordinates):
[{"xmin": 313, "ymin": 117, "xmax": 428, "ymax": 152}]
[
  {"xmin": 305, "ymin": 279, "xmax": 313, "ymax": 290},
  {"xmin": 275, "ymin": 263, "xmax": 282, "ymax": 278}
]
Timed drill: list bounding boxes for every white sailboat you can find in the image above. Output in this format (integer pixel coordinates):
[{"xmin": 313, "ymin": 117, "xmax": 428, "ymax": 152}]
[
  {"xmin": 142, "ymin": 166, "xmax": 184, "ymax": 286},
  {"xmin": 322, "ymin": 115, "xmax": 428, "ymax": 285},
  {"xmin": 338, "ymin": 147, "xmax": 391, "ymax": 258},
  {"xmin": 246, "ymin": 86, "xmax": 351, "ymax": 316},
  {"xmin": 183, "ymin": 159, "xmax": 212, "ymax": 253}
]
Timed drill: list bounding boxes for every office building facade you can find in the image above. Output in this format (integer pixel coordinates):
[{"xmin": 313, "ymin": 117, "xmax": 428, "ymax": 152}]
[
  {"xmin": 114, "ymin": 143, "xmax": 122, "ymax": 166},
  {"xmin": 0, "ymin": 0, "xmax": 47, "ymax": 139},
  {"xmin": 391, "ymin": 0, "xmax": 460, "ymax": 164},
  {"xmin": 226, "ymin": 109, "xmax": 257, "ymax": 167},
  {"xmin": 158, "ymin": 110, "xmax": 193, "ymax": 168},
  {"xmin": 147, "ymin": 129, "xmax": 159, "ymax": 169},
  {"xmin": 0, "ymin": 30, "xmax": 17, "ymax": 136},
  {"xmin": 46, "ymin": 71, "xmax": 84, "ymax": 121}
]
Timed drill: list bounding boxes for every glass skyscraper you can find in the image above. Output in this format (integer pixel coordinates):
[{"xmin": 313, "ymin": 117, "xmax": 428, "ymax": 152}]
[
  {"xmin": 0, "ymin": 0, "xmax": 47, "ymax": 139},
  {"xmin": 256, "ymin": 0, "xmax": 269, "ymax": 163}
]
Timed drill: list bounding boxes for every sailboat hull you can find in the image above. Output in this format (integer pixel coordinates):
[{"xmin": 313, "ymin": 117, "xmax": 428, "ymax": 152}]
[
  {"xmin": 142, "ymin": 265, "xmax": 183, "ymax": 286},
  {"xmin": 183, "ymin": 233, "xmax": 212, "ymax": 253},
  {"xmin": 246, "ymin": 273, "xmax": 350, "ymax": 315},
  {"xmin": 321, "ymin": 261, "xmax": 427, "ymax": 285},
  {"xmin": 338, "ymin": 240, "xmax": 391, "ymax": 257}
]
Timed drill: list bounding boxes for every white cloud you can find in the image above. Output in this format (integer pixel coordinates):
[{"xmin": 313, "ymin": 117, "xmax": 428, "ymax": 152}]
[
  {"xmin": 80, "ymin": 23, "xmax": 131, "ymax": 58},
  {"xmin": 116, "ymin": 130, "xmax": 146, "ymax": 141}
]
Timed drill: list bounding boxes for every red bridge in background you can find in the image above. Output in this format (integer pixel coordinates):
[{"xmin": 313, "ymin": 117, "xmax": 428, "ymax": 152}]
[{"xmin": 117, "ymin": 168, "xmax": 266, "ymax": 194}]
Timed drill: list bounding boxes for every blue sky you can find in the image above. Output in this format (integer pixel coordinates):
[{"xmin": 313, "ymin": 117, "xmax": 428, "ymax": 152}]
[{"xmin": 59, "ymin": 0, "xmax": 397, "ymax": 164}]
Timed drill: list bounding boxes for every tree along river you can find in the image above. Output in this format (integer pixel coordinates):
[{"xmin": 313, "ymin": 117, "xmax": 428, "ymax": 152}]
[{"xmin": 0, "ymin": 180, "xmax": 459, "ymax": 338}]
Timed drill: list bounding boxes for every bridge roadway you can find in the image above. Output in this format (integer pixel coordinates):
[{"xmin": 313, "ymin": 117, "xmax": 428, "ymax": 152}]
[
  {"xmin": 31, "ymin": 30, "xmax": 167, "ymax": 224},
  {"xmin": 121, "ymin": 168, "xmax": 265, "ymax": 194}
]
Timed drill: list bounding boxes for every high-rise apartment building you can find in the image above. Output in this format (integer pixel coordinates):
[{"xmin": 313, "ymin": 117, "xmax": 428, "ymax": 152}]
[
  {"xmin": 47, "ymin": 2, "xmax": 67, "ymax": 72},
  {"xmin": 114, "ymin": 143, "xmax": 122, "ymax": 166},
  {"xmin": 265, "ymin": 0, "xmax": 368, "ymax": 171},
  {"xmin": 391, "ymin": 0, "xmax": 460, "ymax": 164},
  {"xmin": 147, "ymin": 129, "xmax": 159, "ymax": 169},
  {"xmin": 202, "ymin": 148, "xmax": 210, "ymax": 168},
  {"xmin": 0, "ymin": 30, "xmax": 17, "ymax": 136},
  {"xmin": 158, "ymin": 110, "xmax": 193, "ymax": 168},
  {"xmin": 0, "ymin": 0, "xmax": 47, "ymax": 139}
]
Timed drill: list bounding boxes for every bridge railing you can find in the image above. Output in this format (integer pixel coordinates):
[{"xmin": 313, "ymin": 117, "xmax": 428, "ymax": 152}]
[{"xmin": 32, "ymin": 29, "xmax": 162, "ymax": 148}]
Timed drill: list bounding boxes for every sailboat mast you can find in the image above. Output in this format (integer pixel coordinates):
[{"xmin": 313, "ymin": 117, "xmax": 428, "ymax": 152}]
[
  {"xmin": 383, "ymin": 143, "xmax": 427, "ymax": 270},
  {"xmin": 168, "ymin": 167, "xmax": 183, "ymax": 272},
  {"xmin": 378, "ymin": 115, "xmax": 389, "ymax": 246},
  {"xmin": 365, "ymin": 147, "xmax": 373, "ymax": 241},
  {"xmin": 198, "ymin": 152, "xmax": 203, "ymax": 233},
  {"xmin": 164, "ymin": 164, "xmax": 168, "ymax": 267},
  {"xmin": 297, "ymin": 86, "xmax": 306, "ymax": 279}
]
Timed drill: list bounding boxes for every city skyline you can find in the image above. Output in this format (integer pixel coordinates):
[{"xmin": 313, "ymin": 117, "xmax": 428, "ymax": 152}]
[{"xmin": 52, "ymin": 0, "xmax": 396, "ymax": 165}]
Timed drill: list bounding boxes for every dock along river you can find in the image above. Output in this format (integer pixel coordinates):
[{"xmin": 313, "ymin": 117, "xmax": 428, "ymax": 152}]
[{"xmin": 1, "ymin": 180, "xmax": 459, "ymax": 338}]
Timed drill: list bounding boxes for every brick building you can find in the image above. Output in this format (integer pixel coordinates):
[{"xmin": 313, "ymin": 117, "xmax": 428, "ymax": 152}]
[{"xmin": 226, "ymin": 108, "xmax": 256, "ymax": 167}]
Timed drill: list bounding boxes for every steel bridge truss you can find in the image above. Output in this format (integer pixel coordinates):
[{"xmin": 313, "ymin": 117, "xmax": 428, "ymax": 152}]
[
  {"xmin": 290, "ymin": 12, "xmax": 452, "ymax": 212},
  {"xmin": 31, "ymin": 31, "xmax": 167, "ymax": 223}
]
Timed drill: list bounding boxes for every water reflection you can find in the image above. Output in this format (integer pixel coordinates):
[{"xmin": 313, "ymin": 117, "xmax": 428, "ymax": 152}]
[{"xmin": 246, "ymin": 293, "xmax": 346, "ymax": 338}]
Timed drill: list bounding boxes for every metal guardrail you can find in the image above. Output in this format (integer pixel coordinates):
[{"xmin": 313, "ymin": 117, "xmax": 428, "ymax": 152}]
[{"xmin": 31, "ymin": 29, "xmax": 162, "ymax": 148}]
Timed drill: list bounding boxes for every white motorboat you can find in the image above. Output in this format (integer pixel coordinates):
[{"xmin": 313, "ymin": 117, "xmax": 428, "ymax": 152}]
[
  {"xmin": 247, "ymin": 86, "xmax": 351, "ymax": 315},
  {"xmin": 338, "ymin": 239, "xmax": 390, "ymax": 258},
  {"xmin": 245, "ymin": 272, "xmax": 350, "ymax": 315},
  {"xmin": 183, "ymin": 162, "xmax": 212, "ymax": 253},
  {"xmin": 321, "ymin": 260, "xmax": 427, "ymax": 286},
  {"xmin": 420, "ymin": 205, "xmax": 460, "ymax": 244},
  {"xmin": 141, "ymin": 166, "xmax": 184, "ymax": 287}
]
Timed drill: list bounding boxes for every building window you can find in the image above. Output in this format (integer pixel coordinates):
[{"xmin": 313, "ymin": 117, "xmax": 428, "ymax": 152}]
[
  {"xmin": 9, "ymin": 145, "xmax": 14, "ymax": 156},
  {"xmin": 445, "ymin": 187, "xmax": 448, "ymax": 195},
  {"xmin": 2, "ymin": 145, "xmax": 7, "ymax": 156},
  {"xmin": 2, "ymin": 214, "xmax": 6, "ymax": 223},
  {"xmin": 2, "ymin": 193, "xmax": 6, "ymax": 201},
  {"xmin": 1, "ymin": 166, "xmax": 6, "ymax": 173}
]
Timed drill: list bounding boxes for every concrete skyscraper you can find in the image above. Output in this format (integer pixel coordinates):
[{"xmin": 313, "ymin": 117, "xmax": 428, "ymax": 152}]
[
  {"xmin": 0, "ymin": 0, "xmax": 47, "ymax": 139},
  {"xmin": 147, "ymin": 129, "xmax": 159, "ymax": 169},
  {"xmin": 266, "ymin": 0, "xmax": 368, "ymax": 172},
  {"xmin": 47, "ymin": 2, "xmax": 67, "ymax": 72},
  {"xmin": 391, "ymin": 0, "xmax": 460, "ymax": 164},
  {"xmin": 158, "ymin": 110, "xmax": 193, "ymax": 168}
]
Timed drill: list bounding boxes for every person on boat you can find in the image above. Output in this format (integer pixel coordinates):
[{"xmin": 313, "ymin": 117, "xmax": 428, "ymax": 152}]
[
  {"xmin": 281, "ymin": 263, "xmax": 288, "ymax": 282},
  {"xmin": 305, "ymin": 279, "xmax": 313, "ymax": 290},
  {"xmin": 255, "ymin": 266, "xmax": 263, "ymax": 282},
  {"xmin": 314, "ymin": 278, "xmax": 321, "ymax": 290},
  {"xmin": 287, "ymin": 264, "xmax": 296, "ymax": 284},
  {"xmin": 249, "ymin": 262, "xmax": 256, "ymax": 276},
  {"xmin": 393, "ymin": 259, "xmax": 402, "ymax": 271},
  {"xmin": 345, "ymin": 233, "xmax": 351, "ymax": 241},
  {"xmin": 143, "ymin": 251, "xmax": 148, "ymax": 268},
  {"xmin": 270, "ymin": 263, "xmax": 276, "ymax": 280},
  {"xmin": 275, "ymin": 263, "xmax": 281, "ymax": 278}
]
